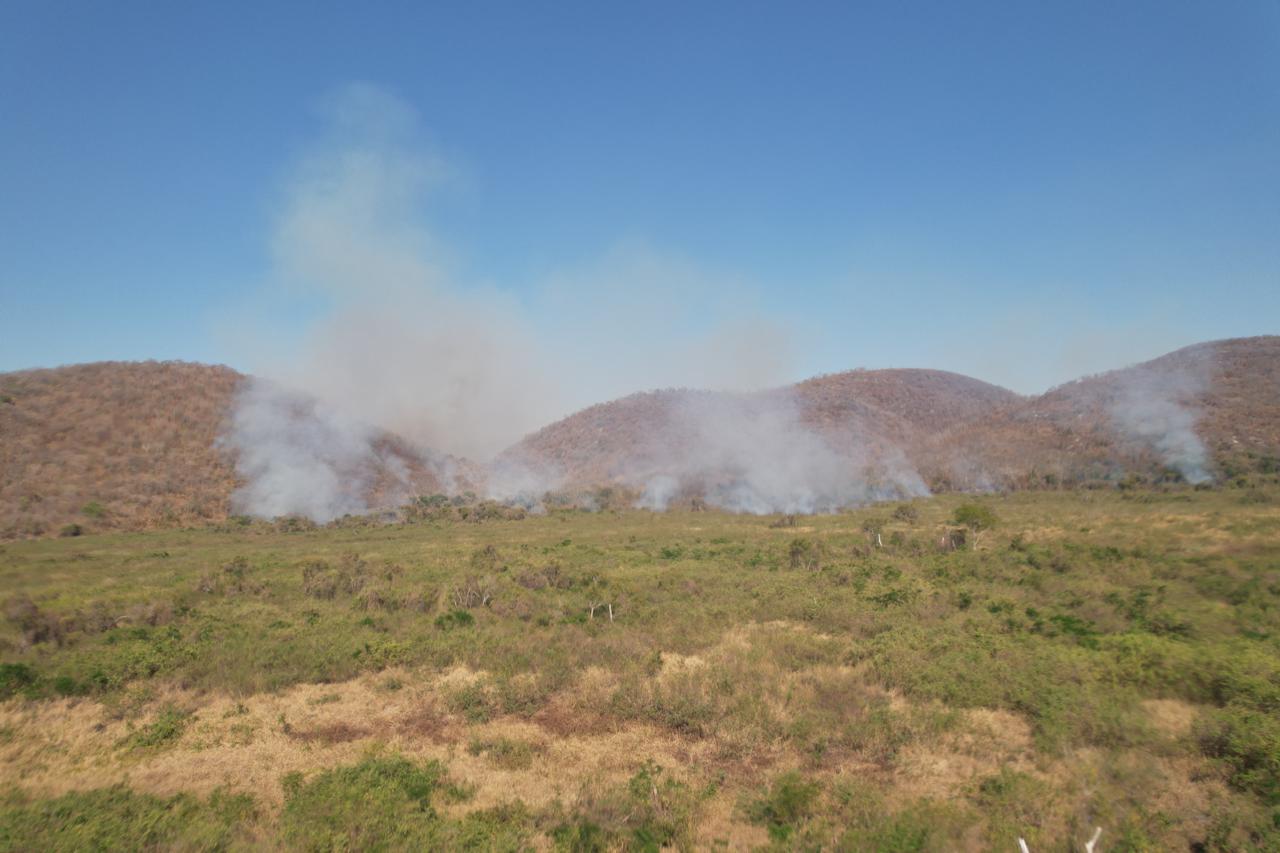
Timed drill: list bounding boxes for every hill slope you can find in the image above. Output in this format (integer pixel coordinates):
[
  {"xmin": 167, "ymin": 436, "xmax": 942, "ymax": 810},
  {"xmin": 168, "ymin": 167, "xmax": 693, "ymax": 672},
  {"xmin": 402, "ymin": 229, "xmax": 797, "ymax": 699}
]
[
  {"xmin": 496, "ymin": 369, "xmax": 1023, "ymax": 506},
  {"xmin": 0, "ymin": 362, "xmax": 242, "ymax": 537},
  {"xmin": 0, "ymin": 362, "xmax": 451, "ymax": 538},
  {"xmin": 3, "ymin": 336, "xmax": 1276, "ymax": 534},
  {"xmin": 923, "ymin": 336, "xmax": 1280, "ymax": 489},
  {"xmin": 499, "ymin": 337, "xmax": 1280, "ymax": 501}
]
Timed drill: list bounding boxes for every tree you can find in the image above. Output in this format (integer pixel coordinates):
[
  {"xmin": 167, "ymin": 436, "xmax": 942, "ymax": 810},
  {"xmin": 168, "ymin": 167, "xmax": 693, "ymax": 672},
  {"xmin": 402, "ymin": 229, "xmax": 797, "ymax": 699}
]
[{"xmin": 952, "ymin": 503, "xmax": 997, "ymax": 550}]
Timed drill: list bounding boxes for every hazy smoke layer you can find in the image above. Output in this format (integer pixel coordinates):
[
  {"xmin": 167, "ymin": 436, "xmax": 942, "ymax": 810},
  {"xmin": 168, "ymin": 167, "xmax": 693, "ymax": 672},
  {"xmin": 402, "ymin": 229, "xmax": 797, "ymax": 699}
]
[
  {"xmin": 1108, "ymin": 354, "xmax": 1214, "ymax": 484},
  {"xmin": 622, "ymin": 390, "xmax": 927, "ymax": 513}
]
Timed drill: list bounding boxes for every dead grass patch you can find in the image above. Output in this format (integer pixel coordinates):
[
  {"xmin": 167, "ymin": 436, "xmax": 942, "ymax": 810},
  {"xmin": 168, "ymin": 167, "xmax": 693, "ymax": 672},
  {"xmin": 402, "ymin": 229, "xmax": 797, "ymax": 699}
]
[{"xmin": 1142, "ymin": 698, "xmax": 1199, "ymax": 739}]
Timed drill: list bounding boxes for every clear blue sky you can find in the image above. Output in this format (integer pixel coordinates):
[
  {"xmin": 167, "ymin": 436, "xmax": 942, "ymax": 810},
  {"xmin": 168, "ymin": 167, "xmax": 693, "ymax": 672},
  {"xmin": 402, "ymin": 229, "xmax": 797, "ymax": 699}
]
[{"xmin": 2, "ymin": 0, "xmax": 1277, "ymax": 393}]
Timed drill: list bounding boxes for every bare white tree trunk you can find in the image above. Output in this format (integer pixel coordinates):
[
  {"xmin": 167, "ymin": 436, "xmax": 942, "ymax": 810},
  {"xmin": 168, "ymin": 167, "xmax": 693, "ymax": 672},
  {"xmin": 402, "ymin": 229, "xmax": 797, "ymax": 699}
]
[{"xmin": 1017, "ymin": 827, "xmax": 1101, "ymax": 853}]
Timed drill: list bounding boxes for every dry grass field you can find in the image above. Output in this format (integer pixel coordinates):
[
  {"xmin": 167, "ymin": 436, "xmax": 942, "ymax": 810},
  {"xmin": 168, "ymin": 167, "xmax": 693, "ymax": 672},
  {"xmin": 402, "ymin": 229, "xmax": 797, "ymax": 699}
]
[{"xmin": 2, "ymin": 485, "xmax": 1279, "ymax": 850}]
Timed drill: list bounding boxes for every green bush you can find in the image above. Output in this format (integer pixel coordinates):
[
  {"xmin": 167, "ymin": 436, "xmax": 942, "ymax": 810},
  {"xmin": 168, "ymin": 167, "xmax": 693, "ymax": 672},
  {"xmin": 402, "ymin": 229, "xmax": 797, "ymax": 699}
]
[
  {"xmin": 0, "ymin": 663, "xmax": 37, "ymax": 699},
  {"xmin": 550, "ymin": 761, "xmax": 699, "ymax": 851},
  {"xmin": 119, "ymin": 705, "xmax": 192, "ymax": 751},
  {"xmin": 278, "ymin": 755, "xmax": 496, "ymax": 850},
  {"xmin": 746, "ymin": 771, "xmax": 821, "ymax": 841},
  {"xmin": 0, "ymin": 786, "xmax": 254, "ymax": 851},
  {"xmin": 1198, "ymin": 705, "xmax": 1280, "ymax": 804},
  {"xmin": 952, "ymin": 503, "xmax": 997, "ymax": 532},
  {"xmin": 434, "ymin": 609, "xmax": 474, "ymax": 631}
]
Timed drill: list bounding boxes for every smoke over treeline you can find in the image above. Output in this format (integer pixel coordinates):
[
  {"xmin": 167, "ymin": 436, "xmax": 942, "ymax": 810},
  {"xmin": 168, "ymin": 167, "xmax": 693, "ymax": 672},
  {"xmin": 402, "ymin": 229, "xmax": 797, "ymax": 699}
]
[
  {"xmin": 220, "ymin": 84, "xmax": 836, "ymax": 519},
  {"xmin": 1106, "ymin": 350, "xmax": 1213, "ymax": 484},
  {"xmin": 219, "ymin": 84, "xmax": 1218, "ymax": 521},
  {"xmin": 630, "ymin": 390, "xmax": 929, "ymax": 513}
]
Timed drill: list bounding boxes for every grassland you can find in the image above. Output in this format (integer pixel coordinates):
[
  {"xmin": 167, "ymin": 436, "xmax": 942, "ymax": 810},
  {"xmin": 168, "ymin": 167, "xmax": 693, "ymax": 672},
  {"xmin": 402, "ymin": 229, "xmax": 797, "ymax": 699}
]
[{"xmin": 1, "ymin": 486, "xmax": 1279, "ymax": 850}]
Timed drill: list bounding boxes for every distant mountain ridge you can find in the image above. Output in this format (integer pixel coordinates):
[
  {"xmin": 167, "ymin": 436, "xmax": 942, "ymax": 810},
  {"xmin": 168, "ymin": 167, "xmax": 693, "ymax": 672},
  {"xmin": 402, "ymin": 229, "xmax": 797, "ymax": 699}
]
[{"xmin": 2, "ymin": 336, "xmax": 1277, "ymax": 537}]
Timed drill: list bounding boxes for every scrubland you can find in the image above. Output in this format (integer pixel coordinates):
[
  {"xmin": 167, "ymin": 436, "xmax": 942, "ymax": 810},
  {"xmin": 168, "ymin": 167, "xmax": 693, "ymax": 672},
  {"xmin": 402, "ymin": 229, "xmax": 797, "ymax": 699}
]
[{"xmin": 1, "ymin": 486, "xmax": 1278, "ymax": 850}]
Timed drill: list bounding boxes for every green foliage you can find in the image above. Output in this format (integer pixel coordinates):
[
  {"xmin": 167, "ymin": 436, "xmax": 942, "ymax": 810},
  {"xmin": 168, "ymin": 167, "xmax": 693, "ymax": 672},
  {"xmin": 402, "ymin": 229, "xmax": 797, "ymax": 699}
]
[
  {"xmin": 1198, "ymin": 705, "xmax": 1280, "ymax": 804},
  {"xmin": 278, "ymin": 755, "xmax": 517, "ymax": 851},
  {"xmin": 80, "ymin": 502, "xmax": 106, "ymax": 519},
  {"xmin": 1, "ymin": 487, "xmax": 1279, "ymax": 848},
  {"xmin": 892, "ymin": 503, "xmax": 920, "ymax": 522},
  {"xmin": 0, "ymin": 663, "xmax": 37, "ymax": 699},
  {"xmin": 788, "ymin": 537, "xmax": 821, "ymax": 570},
  {"xmin": 0, "ymin": 786, "xmax": 254, "ymax": 851},
  {"xmin": 119, "ymin": 705, "xmax": 192, "ymax": 751},
  {"xmin": 467, "ymin": 736, "xmax": 541, "ymax": 770},
  {"xmin": 550, "ymin": 760, "xmax": 700, "ymax": 851},
  {"xmin": 746, "ymin": 771, "xmax": 821, "ymax": 841},
  {"xmin": 952, "ymin": 503, "xmax": 998, "ymax": 531},
  {"xmin": 434, "ymin": 609, "xmax": 474, "ymax": 631}
]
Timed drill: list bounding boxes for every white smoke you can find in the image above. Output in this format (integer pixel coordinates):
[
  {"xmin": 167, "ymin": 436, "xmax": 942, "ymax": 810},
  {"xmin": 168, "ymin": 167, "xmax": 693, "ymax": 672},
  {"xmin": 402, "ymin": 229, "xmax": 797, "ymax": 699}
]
[
  {"xmin": 1108, "ymin": 352, "xmax": 1214, "ymax": 484},
  {"xmin": 219, "ymin": 378, "xmax": 400, "ymax": 522},
  {"xmin": 618, "ymin": 390, "xmax": 929, "ymax": 513},
  {"xmin": 218, "ymin": 84, "xmax": 934, "ymax": 520}
]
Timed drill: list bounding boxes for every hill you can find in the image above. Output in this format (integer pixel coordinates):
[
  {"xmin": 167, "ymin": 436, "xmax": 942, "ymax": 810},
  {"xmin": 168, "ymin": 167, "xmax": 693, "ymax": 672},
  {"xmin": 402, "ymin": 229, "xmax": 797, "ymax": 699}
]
[
  {"xmin": 922, "ymin": 336, "xmax": 1280, "ymax": 489},
  {"xmin": 0, "ymin": 362, "xmax": 242, "ymax": 538},
  {"xmin": 3, "ymin": 336, "xmax": 1276, "ymax": 535},
  {"xmin": 0, "ymin": 362, "xmax": 451, "ymax": 538},
  {"xmin": 496, "ymin": 369, "xmax": 1023, "ymax": 507},
  {"xmin": 499, "ymin": 337, "xmax": 1280, "ymax": 502}
]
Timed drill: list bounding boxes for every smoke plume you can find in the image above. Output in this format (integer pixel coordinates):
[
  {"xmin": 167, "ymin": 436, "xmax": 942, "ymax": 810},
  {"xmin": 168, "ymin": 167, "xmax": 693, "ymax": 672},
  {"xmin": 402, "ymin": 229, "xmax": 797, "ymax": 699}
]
[
  {"xmin": 1108, "ymin": 350, "xmax": 1214, "ymax": 484},
  {"xmin": 217, "ymin": 84, "xmax": 927, "ymax": 519},
  {"xmin": 650, "ymin": 390, "xmax": 930, "ymax": 513},
  {"xmin": 220, "ymin": 379, "xmax": 398, "ymax": 522}
]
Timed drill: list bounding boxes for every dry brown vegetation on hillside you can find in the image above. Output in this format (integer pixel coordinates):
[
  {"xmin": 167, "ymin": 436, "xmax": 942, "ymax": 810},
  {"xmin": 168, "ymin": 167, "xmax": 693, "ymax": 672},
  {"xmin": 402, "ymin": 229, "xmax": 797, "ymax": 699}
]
[
  {"xmin": 506, "ymin": 337, "xmax": 1280, "ymax": 497},
  {"xmin": 921, "ymin": 336, "xmax": 1280, "ymax": 490},
  {"xmin": 0, "ymin": 362, "xmax": 242, "ymax": 538},
  {"xmin": 0, "ymin": 363, "xmax": 451, "ymax": 539},
  {"xmin": 2, "ymin": 337, "xmax": 1277, "ymax": 537}
]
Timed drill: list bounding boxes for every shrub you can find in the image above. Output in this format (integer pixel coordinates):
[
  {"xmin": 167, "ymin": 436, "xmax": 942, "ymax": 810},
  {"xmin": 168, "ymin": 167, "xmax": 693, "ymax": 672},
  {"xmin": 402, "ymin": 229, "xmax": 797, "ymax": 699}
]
[
  {"xmin": 789, "ymin": 538, "xmax": 821, "ymax": 571},
  {"xmin": 4, "ymin": 594, "xmax": 65, "ymax": 647},
  {"xmin": 301, "ymin": 561, "xmax": 339, "ymax": 599},
  {"xmin": 279, "ymin": 756, "xmax": 477, "ymax": 850},
  {"xmin": 447, "ymin": 682, "xmax": 494, "ymax": 723},
  {"xmin": 746, "ymin": 771, "xmax": 821, "ymax": 841},
  {"xmin": 434, "ymin": 609, "xmax": 474, "ymax": 631},
  {"xmin": 81, "ymin": 501, "xmax": 106, "ymax": 518},
  {"xmin": 952, "ymin": 503, "xmax": 997, "ymax": 532},
  {"xmin": 119, "ymin": 705, "xmax": 192, "ymax": 751},
  {"xmin": 0, "ymin": 662, "xmax": 38, "ymax": 699},
  {"xmin": 892, "ymin": 503, "xmax": 920, "ymax": 522},
  {"xmin": 449, "ymin": 576, "xmax": 494, "ymax": 609},
  {"xmin": 466, "ymin": 736, "xmax": 543, "ymax": 770},
  {"xmin": 551, "ymin": 761, "xmax": 699, "ymax": 850},
  {"xmin": 0, "ymin": 787, "xmax": 254, "ymax": 850},
  {"xmin": 1198, "ymin": 705, "xmax": 1280, "ymax": 804}
]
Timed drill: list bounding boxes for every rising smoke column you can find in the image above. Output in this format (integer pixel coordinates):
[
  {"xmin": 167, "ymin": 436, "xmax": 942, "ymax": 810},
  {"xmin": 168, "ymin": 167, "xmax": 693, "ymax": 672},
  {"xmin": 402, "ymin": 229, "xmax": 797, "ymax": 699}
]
[
  {"xmin": 1108, "ymin": 350, "xmax": 1215, "ymax": 484},
  {"xmin": 220, "ymin": 84, "xmax": 808, "ymax": 522},
  {"xmin": 219, "ymin": 379, "xmax": 395, "ymax": 522}
]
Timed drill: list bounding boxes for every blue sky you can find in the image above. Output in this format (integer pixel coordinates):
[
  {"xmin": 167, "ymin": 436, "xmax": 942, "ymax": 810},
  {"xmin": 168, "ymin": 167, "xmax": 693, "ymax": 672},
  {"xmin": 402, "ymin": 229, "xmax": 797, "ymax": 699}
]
[{"xmin": 2, "ymin": 0, "xmax": 1278, "ymax": 397}]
